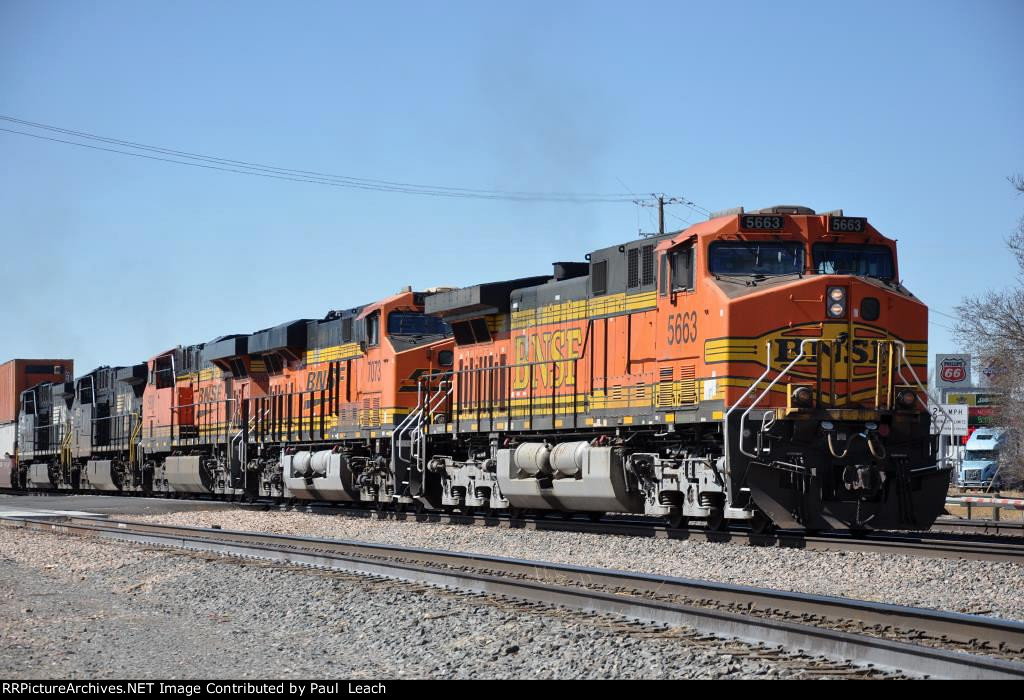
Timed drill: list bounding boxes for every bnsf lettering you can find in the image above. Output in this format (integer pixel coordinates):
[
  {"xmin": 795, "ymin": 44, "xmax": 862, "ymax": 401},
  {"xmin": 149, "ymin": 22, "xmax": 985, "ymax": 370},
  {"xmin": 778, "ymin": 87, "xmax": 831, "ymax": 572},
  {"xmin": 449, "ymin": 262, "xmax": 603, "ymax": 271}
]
[
  {"xmin": 774, "ymin": 338, "xmax": 878, "ymax": 365},
  {"xmin": 306, "ymin": 369, "xmax": 334, "ymax": 391},
  {"xmin": 197, "ymin": 386, "xmax": 222, "ymax": 404},
  {"xmin": 511, "ymin": 328, "xmax": 584, "ymax": 391}
]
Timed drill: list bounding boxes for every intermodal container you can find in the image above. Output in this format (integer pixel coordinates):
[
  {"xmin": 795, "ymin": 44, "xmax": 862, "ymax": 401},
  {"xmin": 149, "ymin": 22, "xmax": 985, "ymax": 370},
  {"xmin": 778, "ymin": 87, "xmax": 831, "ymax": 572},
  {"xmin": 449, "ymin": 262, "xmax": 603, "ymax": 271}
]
[
  {"xmin": 0, "ymin": 421, "xmax": 14, "ymax": 456},
  {"xmin": 0, "ymin": 359, "xmax": 74, "ymax": 424},
  {"xmin": 0, "ymin": 421, "xmax": 15, "ymax": 487}
]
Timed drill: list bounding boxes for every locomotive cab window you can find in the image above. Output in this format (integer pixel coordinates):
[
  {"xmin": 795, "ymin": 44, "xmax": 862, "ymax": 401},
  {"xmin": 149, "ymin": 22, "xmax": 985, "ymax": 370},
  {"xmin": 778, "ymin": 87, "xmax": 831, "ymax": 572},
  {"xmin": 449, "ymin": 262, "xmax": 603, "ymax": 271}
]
[
  {"xmin": 709, "ymin": 242, "xmax": 804, "ymax": 277},
  {"xmin": 812, "ymin": 244, "xmax": 894, "ymax": 280},
  {"xmin": 78, "ymin": 380, "xmax": 94, "ymax": 405},
  {"xmin": 366, "ymin": 312, "xmax": 380, "ymax": 347},
  {"xmin": 662, "ymin": 245, "xmax": 694, "ymax": 294},
  {"xmin": 387, "ymin": 312, "xmax": 451, "ymax": 338},
  {"xmin": 154, "ymin": 357, "xmax": 174, "ymax": 389}
]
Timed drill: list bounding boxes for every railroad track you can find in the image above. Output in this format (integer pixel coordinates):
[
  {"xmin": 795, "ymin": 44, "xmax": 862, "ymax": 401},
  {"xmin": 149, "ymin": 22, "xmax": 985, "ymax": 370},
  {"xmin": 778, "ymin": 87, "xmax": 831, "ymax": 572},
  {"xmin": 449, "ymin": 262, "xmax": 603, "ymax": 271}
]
[
  {"xmin": 3, "ymin": 515, "xmax": 1024, "ymax": 679},
  {"xmin": 931, "ymin": 518, "xmax": 1024, "ymax": 537},
  {"xmin": 4, "ymin": 488, "xmax": 1024, "ymax": 562},
  {"xmin": 274, "ymin": 501, "xmax": 1024, "ymax": 563}
]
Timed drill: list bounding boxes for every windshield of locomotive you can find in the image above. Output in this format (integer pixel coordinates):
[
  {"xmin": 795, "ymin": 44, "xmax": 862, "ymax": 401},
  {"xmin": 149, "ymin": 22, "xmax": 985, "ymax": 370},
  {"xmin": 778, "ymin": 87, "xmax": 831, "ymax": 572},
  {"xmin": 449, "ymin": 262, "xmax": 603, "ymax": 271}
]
[
  {"xmin": 709, "ymin": 242, "xmax": 805, "ymax": 276},
  {"xmin": 812, "ymin": 243, "xmax": 894, "ymax": 280},
  {"xmin": 387, "ymin": 312, "xmax": 451, "ymax": 337}
]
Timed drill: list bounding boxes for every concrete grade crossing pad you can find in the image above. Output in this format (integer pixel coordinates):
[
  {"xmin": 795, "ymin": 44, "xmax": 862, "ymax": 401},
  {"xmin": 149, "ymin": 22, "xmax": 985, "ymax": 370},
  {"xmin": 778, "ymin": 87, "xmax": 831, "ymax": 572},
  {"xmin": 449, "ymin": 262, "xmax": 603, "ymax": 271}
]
[
  {"xmin": 0, "ymin": 506, "xmax": 105, "ymax": 519},
  {"xmin": 0, "ymin": 493, "xmax": 254, "ymax": 517}
]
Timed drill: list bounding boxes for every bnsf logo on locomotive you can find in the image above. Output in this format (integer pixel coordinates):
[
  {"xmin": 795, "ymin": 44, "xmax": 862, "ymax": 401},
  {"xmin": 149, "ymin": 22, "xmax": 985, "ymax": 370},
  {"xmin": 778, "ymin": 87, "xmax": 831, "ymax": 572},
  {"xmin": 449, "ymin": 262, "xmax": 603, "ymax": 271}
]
[
  {"xmin": 707, "ymin": 323, "xmax": 924, "ymax": 378},
  {"xmin": 512, "ymin": 328, "xmax": 585, "ymax": 390},
  {"xmin": 306, "ymin": 368, "xmax": 337, "ymax": 391},
  {"xmin": 774, "ymin": 338, "xmax": 879, "ymax": 365}
]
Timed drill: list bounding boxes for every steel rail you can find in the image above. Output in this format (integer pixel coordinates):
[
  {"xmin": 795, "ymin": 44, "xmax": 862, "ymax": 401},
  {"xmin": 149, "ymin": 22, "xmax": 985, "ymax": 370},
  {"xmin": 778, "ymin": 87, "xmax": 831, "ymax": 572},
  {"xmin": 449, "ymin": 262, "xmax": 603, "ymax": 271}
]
[
  {"xmin": 272, "ymin": 501, "xmax": 1024, "ymax": 563},
  {"xmin": 931, "ymin": 518, "xmax": 1024, "ymax": 537},
  {"xmin": 3, "ymin": 487, "xmax": 1023, "ymax": 560},
  {"xmin": 4, "ymin": 515, "xmax": 1023, "ymax": 679}
]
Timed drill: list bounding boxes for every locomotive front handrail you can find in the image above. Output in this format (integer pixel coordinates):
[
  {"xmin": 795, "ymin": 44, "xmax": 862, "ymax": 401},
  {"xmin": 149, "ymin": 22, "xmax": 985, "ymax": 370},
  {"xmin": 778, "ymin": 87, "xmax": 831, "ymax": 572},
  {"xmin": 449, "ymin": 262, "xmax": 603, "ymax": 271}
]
[
  {"xmin": 892, "ymin": 339, "xmax": 959, "ymax": 456},
  {"xmin": 735, "ymin": 338, "xmax": 820, "ymax": 460}
]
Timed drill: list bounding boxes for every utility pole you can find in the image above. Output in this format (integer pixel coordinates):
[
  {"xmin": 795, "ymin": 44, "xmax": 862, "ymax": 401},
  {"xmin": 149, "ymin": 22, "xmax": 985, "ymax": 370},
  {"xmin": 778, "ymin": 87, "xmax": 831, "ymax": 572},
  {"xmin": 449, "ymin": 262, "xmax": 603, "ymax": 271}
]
[{"xmin": 635, "ymin": 193, "xmax": 708, "ymax": 238}]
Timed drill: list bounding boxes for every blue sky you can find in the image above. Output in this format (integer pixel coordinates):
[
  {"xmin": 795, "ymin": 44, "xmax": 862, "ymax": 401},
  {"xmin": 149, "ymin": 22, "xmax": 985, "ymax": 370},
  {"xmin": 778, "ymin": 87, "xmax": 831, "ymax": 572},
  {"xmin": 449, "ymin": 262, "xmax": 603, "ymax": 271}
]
[{"xmin": 1, "ymin": 0, "xmax": 1022, "ymax": 373}]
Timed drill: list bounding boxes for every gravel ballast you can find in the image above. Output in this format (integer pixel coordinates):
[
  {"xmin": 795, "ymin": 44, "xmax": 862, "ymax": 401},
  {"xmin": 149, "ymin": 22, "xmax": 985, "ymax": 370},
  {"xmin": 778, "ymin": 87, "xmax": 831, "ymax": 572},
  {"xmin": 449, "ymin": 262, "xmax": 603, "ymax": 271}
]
[
  {"xmin": 123, "ymin": 509, "xmax": 1024, "ymax": 621},
  {"xmin": 0, "ymin": 526, "xmax": 856, "ymax": 680}
]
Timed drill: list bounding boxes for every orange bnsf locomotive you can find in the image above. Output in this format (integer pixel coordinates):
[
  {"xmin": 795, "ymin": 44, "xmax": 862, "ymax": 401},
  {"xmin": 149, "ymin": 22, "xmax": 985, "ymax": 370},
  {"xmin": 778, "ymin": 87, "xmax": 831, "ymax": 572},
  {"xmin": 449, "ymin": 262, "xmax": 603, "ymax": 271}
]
[
  {"xmin": 12, "ymin": 205, "xmax": 947, "ymax": 532},
  {"xmin": 418, "ymin": 205, "xmax": 945, "ymax": 532}
]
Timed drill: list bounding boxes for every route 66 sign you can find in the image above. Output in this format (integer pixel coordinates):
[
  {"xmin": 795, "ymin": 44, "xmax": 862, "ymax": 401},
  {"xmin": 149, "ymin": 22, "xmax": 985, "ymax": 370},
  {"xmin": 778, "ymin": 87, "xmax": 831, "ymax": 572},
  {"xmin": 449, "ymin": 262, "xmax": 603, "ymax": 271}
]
[{"xmin": 935, "ymin": 354, "xmax": 971, "ymax": 388}]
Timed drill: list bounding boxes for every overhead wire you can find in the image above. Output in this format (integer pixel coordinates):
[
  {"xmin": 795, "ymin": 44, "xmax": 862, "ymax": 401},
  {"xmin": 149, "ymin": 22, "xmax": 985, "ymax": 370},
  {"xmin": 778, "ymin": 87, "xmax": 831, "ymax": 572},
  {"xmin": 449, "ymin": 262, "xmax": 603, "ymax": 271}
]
[{"xmin": 0, "ymin": 115, "xmax": 711, "ymax": 207}]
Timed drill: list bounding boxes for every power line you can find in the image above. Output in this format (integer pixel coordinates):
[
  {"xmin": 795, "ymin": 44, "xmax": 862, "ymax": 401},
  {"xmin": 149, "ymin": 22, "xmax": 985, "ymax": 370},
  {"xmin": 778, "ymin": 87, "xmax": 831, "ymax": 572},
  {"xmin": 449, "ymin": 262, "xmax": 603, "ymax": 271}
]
[
  {"xmin": 0, "ymin": 115, "xmax": 709, "ymax": 206},
  {"xmin": 669, "ymin": 211, "xmax": 694, "ymax": 226},
  {"xmin": 0, "ymin": 114, "xmax": 630, "ymax": 199}
]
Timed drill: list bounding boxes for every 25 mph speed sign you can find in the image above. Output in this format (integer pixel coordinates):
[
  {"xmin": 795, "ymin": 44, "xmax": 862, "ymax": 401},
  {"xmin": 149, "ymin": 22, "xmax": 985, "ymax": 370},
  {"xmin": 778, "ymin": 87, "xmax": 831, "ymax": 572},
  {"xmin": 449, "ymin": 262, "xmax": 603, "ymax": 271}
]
[{"xmin": 929, "ymin": 403, "xmax": 969, "ymax": 435}]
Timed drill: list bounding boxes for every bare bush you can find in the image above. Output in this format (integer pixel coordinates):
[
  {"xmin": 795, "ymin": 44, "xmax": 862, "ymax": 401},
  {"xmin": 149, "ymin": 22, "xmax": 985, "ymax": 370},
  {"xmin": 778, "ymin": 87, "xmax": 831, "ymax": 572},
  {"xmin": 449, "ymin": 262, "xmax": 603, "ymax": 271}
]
[{"xmin": 954, "ymin": 175, "xmax": 1024, "ymax": 487}]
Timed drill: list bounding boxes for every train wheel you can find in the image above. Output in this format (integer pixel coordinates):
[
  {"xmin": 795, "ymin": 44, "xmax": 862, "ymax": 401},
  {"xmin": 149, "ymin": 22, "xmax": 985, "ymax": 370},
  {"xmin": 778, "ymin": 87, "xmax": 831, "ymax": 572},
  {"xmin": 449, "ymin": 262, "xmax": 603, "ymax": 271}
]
[
  {"xmin": 412, "ymin": 500, "xmax": 426, "ymax": 515},
  {"xmin": 666, "ymin": 510, "xmax": 688, "ymax": 530},
  {"xmin": 750, "ymin": 510, "xmax": 775, "ymax": 535},
  {"xmin": 508, "ymin": 506, "xmax": 524, "ymax": 520},
  {"xmin": 587, "ymin": 512, "xmax": 604, "ymax": 523},
  {"xmin": 706, "ymin": 511, "xmax": 727, "ymax": 532}
]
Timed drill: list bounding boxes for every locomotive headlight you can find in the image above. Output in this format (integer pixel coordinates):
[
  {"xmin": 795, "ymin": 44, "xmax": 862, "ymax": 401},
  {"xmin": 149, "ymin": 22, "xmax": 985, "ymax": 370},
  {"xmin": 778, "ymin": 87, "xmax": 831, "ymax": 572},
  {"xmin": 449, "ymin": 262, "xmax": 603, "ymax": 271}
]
[
  {"xmin": 896, "ymin": 389, "xmax": 917, "ymax": 408},
  {"xmin": 791, "ymin": 386, "xmax": 814, "ymax": 408},
  {"xmin": 827, "ymin": 287, "xmax": 847, "ymax": 318}
]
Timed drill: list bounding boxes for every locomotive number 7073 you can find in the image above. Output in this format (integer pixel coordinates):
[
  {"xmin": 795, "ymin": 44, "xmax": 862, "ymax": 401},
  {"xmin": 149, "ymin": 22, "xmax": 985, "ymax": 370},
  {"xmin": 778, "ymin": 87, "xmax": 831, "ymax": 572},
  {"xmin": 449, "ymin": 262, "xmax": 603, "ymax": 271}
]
[{"xmin": 667, "ymin": 311, "xmax": 697, "ymax": 345}]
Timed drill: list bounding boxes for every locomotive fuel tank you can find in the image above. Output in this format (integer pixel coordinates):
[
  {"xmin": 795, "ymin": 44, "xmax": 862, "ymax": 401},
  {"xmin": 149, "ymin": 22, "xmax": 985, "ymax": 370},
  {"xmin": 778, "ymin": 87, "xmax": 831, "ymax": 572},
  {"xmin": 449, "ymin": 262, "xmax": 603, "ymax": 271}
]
[
  {"xmin": 27, "ymin": 463, "xmax": 54, "ymax": 489},
  {"xmin": 83, "ymin": 460, "xmax": 121, "ymax": 492},
  {"xmin": 163, "ymin": 455, "xmax": 214, "ymax": 493},
  {"xmin": 282, "ymin": 450, "xmax": 358, "ymax": 501},
  {"xmin": 497, "ymin": 442, "xmax": 644, "ymax": 512}
]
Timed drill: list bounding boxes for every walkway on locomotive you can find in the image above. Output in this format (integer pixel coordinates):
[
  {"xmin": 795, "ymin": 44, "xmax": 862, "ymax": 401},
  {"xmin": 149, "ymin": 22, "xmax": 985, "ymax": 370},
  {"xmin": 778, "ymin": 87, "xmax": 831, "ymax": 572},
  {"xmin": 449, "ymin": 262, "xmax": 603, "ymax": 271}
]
[
  {"xmin": 138, "ymin": 290, "xmax": 453, "ymax": 453},
  {"xmin": 422, "ymin": 206, "xmax": 929, "ymax": 436}
]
